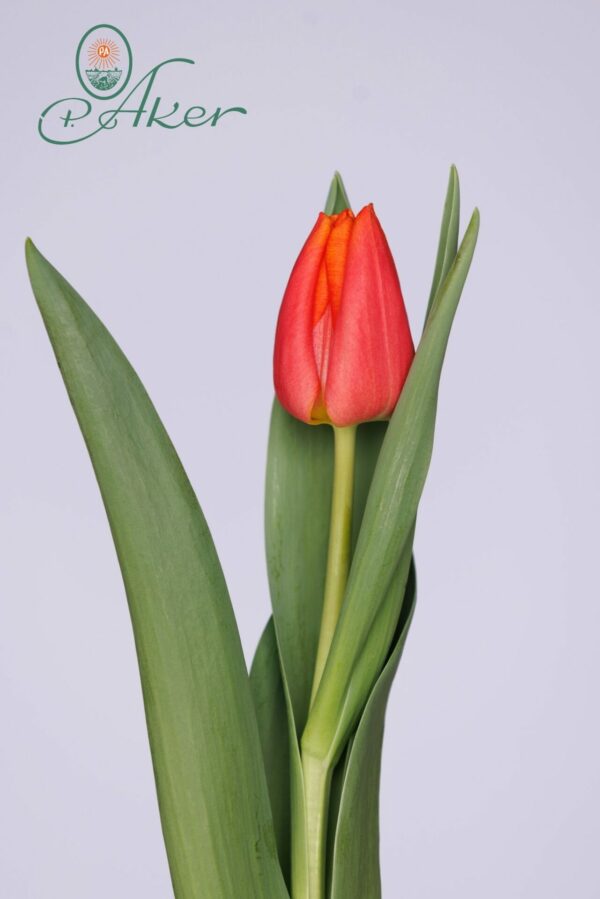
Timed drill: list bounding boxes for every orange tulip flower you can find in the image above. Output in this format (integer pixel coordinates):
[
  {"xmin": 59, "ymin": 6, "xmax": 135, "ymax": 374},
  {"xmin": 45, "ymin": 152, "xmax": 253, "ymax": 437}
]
[{"xmin": 273, "ymin": 204, "xmax": 414, "ymax": 427}]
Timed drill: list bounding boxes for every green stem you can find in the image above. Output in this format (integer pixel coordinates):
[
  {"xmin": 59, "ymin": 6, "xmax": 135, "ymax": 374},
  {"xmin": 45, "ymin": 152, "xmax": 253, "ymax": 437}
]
[
  {"xmin": 297, "ymin": 425, "xmax": 355, "ymax": 899},
  {"xmin": 310, "ymin": 425, "xmax": 357, "ymax": 708}
]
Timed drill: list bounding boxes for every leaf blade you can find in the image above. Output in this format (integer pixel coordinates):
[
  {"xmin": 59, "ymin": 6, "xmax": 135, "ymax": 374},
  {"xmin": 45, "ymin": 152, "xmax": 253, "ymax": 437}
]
[
  {"xmin": 304, "ymin": 209, "xmax": 480, "ymax": 763},
  {"xmin": 425, "ymin": 164, "xmax": 460, "ymax": 324},
  {"xmin": 264, "ymin": 404, "xmax": 388, "ymax": 893},
  {"xmin": 265, "ymin": 405, "xmax": 389, "ymax": 737},
  {"xmin": 26, "ymin": 240, "xmax": 288, "ymax": 899},
  {"xmin": 265, "ymin": 400, "xmax": 334, "ymax": 734},
  {"xmin": 330, "ymin": 565, "xmax": 417, "ymax": 899},
  {"xmin": 250, "ymin": 618, "xmax": 291, "ymax": 887}
]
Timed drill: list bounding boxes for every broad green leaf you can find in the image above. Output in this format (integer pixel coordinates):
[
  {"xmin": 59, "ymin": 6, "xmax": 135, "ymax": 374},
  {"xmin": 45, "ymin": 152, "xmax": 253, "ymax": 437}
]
[
  {"xmin": 263, "ymin": 406, "xmax": 388, "ymax": 897},
  {"xmin": 304, "ymin": 208, "xmax": 480, "ymax": 764},
  {"xmin": 324, "ymin": 171, "xmax": 351, "ymax": 214},
  {"xmin": 26, "ymin": 241, "xmax": 288, "ymax": 899},
  {"xmin": 352, "ymin": 422, "xmax": 387, "ymax": 549},
  {"xmin": 249, "ymin": 618, "xmax": 291, "ymax": 887},
  {"xmin": 264, "ymin": 404, "xmax": 386, "ymax": 737},
  {"xmin": 425, "ymin": 165, "xmax": 460, "ymax": 324},
  {"xmin": 265, "ymin": 400, "xmax": 334, "ymax": 734},
  {"xmin": 329, "ymin": 564, "xmax": 416, "ymax": 899}
]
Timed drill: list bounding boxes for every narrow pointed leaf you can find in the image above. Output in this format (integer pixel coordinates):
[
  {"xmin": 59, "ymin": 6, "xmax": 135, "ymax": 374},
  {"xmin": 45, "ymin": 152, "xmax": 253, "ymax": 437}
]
[
  {"xmin": 304, "ymin": 209, "xmax": 480, "ymax": 763},
  {"xmin": 250, "ymin": 612, "xmax": 308, "ymax": 898},
  {"xmin": 425, "ymin": 164, "xmax": 460, "ymax": 324},
  {"xmin": 26, "ymin": 241, "xmax": 288, "ymax": 899},
  {"xmin": 330, "ymin": 565, "xmax": 416, "ymax": 899},
  {"xmin": 250, "ymin": 618, "xmax": 291, "ymax": 887},
  {"xmin": 335, "ymin": 533, "xmax": 415, "ymax": 757},
  {"xmin": 275, "ymin": 626, "xmax": 309, "ymax": 899}
]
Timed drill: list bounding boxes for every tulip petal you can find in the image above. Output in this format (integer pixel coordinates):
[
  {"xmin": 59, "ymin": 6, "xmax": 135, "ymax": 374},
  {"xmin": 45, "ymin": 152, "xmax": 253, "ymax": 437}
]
[
  {"xmin": 320, "ymin": 210, "xmax": 354, "ymax": 322},
  {"xmin": 325, "ymin": 205, "xmax": 414, "ymax": 427},
  {"xmin": 274, "ymin": 214, "xmax": 333, "ymax": 423},
  {"xmin": 312, "ymin": 211, "xmax": 354, "ymax": 397}
]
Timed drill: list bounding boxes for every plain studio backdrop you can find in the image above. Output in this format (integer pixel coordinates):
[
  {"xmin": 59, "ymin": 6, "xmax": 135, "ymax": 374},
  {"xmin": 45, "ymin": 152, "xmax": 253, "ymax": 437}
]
[{"xmin": 1, "ymin": 1, "xmax": 599, "ymax": 896}]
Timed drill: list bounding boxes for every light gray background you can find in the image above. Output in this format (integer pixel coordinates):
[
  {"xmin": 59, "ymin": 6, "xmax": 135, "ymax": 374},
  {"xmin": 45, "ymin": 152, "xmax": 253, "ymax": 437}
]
[{"xmin": 1, "ymin": 1, "xmax": 599, "ymax": 896}]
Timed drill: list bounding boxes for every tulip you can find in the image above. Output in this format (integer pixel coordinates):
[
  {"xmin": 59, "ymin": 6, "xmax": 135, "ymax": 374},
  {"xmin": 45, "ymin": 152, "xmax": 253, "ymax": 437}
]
[
  {"xmin": 273, "ymin": 194, "xmax": 417, "ymax": 899},
  {"xmin": 273, "ymin": 204, "xmax": 414, "ymax": 428},
  {"xmin": 272, "ymin": 196, "xmax": 417, "ymax": 712}
]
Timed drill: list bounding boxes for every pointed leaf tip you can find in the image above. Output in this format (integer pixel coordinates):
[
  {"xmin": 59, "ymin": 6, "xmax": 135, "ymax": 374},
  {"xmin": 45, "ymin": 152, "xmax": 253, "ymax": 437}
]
[
  {"xmin": 424, "ymin": 166, "xmax": 462, "ymax": 326},
  {"xmin": 25, "ymin": 237, "xmax": 39, "ymax": 268},
  {"xmin": 324, "ymin": 171, "xmax": 351, "ymax": 215},
  {"xmin": 25, "ymin": 239, "xmax": 52, "ymax": 286},
  {"xmin": 25, "ymin": 249, "xmax": 289, "ymax": 898}
]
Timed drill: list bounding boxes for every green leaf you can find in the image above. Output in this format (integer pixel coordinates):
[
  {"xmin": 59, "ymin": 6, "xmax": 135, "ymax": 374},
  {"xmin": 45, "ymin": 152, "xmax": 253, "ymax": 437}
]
[
  {"xmin": 324, "ymin": 171, "xmax": 351, "ymax": 214},
  {"xmin": 425, "ymin": 164, "xmax": 460, "ymax": 325},
  {"xmin": 249, "ymin": 618, "xmax": 291, "ymax": 887},
  {"xmin": 334, "ymin": 534, "xmax": 415, "ymax": 752},
  {"xmin": 250, "ymin": 614, "xmax": 307, "ymax": 899},
  {"xmin": 325, "ymin": 745, "xmax": 351, "ymax": 897},
  {"xmin": 351, "ymin": 422, "xmax": 387, "ymax": 549},
  {"xmin": 263, "ymin": 405, "xmax": 388, "ymax": 893},
  {"xmin": 25, "ymin": 241, "xmax": 288, "ymax": 899},
  {"xmin": 303, "ymin": 208, "xmax": 480, "ymax": 765},
  {"xmin": 328, "ymin": 176, "xmax": 461, "ymax": 885},
  {"xmin": 265, "ymin": 404, "xmax": 388, "ymax": 737},
  {"xmin": 330, "ymin": 179, "xmax": 459, "ymax": 894},
  {"xmin": 329, "ymin": 564, "xmax": 416, "ymax": 899},
  {"xmin": 265, "ymin": 400, "xmax": 334, "ymax": 735},
  {"xmin": 328, "ymin": 178, "xmax": 460, "ymax": 886},
  {"xmin": 277, "ymin": 627, "xmax": 310, "ymax": 899}
]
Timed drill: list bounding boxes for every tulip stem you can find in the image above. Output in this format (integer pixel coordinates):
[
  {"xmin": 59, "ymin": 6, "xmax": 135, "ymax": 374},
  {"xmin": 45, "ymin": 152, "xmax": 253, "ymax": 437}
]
[
  {"xmin": 302, "ymin": 425, "xmax": 355, "ymax": 898},
  {"xmin": 310, "ymin": 424, "xmax": 357, "ymax": 707}
]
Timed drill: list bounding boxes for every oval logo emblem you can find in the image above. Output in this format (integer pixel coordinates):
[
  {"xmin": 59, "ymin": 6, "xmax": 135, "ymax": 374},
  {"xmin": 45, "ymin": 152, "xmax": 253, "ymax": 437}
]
[{"xmin": 76, "ymin": 24, "xmax": 132, "ymax": 100}]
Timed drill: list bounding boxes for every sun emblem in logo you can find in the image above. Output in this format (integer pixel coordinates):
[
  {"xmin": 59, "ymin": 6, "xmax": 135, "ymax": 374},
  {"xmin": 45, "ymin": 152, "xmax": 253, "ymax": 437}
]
[
  {"xmin": 85, "ymin": 36, "xmax": 122, "ymax": 91},
  {"xmin": 88, "ymin": 37, "xmax": 120, "ymax": 69}
]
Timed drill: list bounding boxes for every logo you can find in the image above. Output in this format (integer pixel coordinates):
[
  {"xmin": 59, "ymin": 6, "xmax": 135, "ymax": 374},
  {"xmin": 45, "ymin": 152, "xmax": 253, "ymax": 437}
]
[
  {"xmin": 39, "ymin": 24, "xmax": 247, "ymax": 145},
  {"xmin": 76, "ymin": 25, "xmax": 132, "ymax": 99}
]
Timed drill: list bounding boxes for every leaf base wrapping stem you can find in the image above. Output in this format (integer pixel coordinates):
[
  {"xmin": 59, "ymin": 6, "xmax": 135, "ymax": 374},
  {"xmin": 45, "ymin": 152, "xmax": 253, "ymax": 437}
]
[{"xmin": 300, "ymin": 751, "xmax": 332, "ymax": 899}]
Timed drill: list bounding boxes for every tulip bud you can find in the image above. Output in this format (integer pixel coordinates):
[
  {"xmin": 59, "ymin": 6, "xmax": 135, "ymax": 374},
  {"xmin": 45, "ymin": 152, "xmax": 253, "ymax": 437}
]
[{"xmin": 273, "ymin": 204, "xmax": 414, "ymax": 428}]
